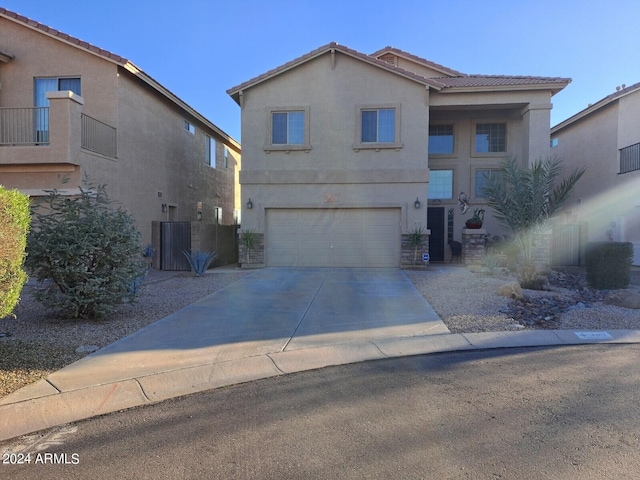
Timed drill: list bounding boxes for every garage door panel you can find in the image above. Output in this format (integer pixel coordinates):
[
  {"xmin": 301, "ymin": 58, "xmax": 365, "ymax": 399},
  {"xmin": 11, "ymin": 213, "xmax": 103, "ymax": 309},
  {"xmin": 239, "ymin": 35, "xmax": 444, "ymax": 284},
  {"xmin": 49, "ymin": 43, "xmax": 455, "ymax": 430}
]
[{"xmin": 266, "ymin": 208, "xmax": 400, "ymax": 267}]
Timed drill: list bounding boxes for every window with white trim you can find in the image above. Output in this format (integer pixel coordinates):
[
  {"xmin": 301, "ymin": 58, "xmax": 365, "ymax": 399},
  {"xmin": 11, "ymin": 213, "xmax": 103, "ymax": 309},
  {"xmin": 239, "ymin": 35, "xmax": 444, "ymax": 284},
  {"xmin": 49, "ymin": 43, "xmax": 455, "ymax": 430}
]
[
  {"xmin": 224, "ymin": 146, "xmax": 229, "ymax": 168},
  {"xmin": 184, "ymin": 121, "xmax": 195, "ymax": 134},
  {"xmin": 428, "ymin": 170, "xmax": 453, "ymax": 199},
  {"xmin": 475, "ymin": 123, "xmax": 505, "ymax": 153}
]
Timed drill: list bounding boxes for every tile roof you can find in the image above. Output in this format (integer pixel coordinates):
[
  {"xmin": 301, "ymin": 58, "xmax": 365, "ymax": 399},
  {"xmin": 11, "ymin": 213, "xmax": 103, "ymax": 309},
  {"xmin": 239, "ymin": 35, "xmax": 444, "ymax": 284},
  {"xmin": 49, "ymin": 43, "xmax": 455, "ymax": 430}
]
[
  {"xmin": 0, "ymin": 7, "xmax": 128, "ymax": 64},
  {"xmin": 552, "ymin": 81, "xmax": 640, "ymax": 133},
  {"xmin": 436, "ymin": 74, "xmax": 571, "ymax": 89},
  {"xmin": 227, "ymin": 42, "xmax": 446, "ymax": 99},
  {"xmin": 0, "ymin": 7, "xmax": 239, "ymax": 150},
  {"xmin": 228, "ymin": 42, "xmax": 571, "ymax": 102},
  {"xmin": 370, "ymin": 46, "xmax": 465, "ymax": 77}
]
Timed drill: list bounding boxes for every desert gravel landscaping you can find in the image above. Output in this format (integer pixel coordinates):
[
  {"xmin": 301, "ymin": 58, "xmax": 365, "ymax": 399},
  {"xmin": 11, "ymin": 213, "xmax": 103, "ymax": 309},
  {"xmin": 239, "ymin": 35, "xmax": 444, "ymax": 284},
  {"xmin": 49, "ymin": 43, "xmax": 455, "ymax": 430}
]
[{"xmin": 1, "ymin": 265, "xmax": 638, "ymax": 398}]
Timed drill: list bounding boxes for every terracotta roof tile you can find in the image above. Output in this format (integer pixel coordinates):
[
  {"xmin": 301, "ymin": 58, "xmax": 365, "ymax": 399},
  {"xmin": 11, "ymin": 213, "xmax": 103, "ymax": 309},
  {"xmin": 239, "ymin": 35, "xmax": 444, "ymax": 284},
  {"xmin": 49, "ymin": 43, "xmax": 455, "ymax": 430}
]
[
  {"xmin": 228, "ymin": 43, "xmax": 569, "ymax": 98},
  {"xmin": 436, "ymin": 75, "xmax": 571, "ymax": 88},
  {"xmin": 0, "ymin": 7, "xmax": 129, "ymax": 64},
  {"xmin": 227, "ymin": 42, "xmax": 445, "ymax": 95}
]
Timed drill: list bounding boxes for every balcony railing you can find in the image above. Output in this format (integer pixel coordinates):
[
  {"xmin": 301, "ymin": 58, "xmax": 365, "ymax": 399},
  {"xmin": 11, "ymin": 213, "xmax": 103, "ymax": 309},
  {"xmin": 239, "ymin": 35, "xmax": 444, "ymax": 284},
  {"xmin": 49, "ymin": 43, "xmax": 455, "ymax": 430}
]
[
  {"xmin": 620, "ymin": 142, "xmax": 640, "ymax": 174},
  {"xmin": 0, "ymin": 107, "xmax": 49, "ymax": 145},
  {"xmin": 0, "ymin": 107, "xmax": 117, "ymax": 158},
  {"xmin": 81, "ymin": 113, "xmax": 117, "ymax": 158}
]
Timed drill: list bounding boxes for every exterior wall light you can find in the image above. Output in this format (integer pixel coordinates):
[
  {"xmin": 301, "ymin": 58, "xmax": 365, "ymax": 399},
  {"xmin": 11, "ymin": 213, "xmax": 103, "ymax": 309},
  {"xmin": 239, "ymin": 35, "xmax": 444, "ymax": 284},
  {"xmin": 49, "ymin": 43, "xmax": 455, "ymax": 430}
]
[
  {"xmin": 247, "ymin": 198, "xmax": 253, "ymax": 209},
  {"xmin": 414, "ymin": 197, "xmax": 421, "ymax": 209}
]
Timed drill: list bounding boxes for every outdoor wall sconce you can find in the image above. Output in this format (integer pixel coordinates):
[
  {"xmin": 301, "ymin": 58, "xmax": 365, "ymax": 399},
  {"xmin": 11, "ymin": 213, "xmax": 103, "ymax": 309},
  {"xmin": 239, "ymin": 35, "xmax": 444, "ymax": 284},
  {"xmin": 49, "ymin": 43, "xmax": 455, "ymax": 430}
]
[
  {"xmin": 414, "ymin": 197, "xmax": 421, "ymax": 209},
  {"xmin": 246, "ymin": 198, "xmax": 253, "ymax": 209},
  {"xmin": 161, "ymin": 203, "xmax": 167, "ymax": 213}
]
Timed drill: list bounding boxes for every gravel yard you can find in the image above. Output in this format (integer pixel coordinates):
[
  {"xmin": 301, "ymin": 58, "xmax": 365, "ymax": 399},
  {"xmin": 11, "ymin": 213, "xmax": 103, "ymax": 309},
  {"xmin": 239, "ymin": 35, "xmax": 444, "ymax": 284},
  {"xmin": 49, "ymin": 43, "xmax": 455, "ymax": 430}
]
[{"xmin": 1, "ymin": 265, "xmax": 638, "ymax": 398}]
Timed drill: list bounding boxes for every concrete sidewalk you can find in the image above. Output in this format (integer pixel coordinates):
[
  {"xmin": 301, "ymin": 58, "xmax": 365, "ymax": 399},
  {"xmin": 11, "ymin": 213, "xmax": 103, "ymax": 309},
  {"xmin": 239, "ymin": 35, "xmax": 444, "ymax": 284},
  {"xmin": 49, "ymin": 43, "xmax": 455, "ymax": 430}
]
[{"xmin": 2, "ymin": 268, "xmax": 640, "ymax": 442}]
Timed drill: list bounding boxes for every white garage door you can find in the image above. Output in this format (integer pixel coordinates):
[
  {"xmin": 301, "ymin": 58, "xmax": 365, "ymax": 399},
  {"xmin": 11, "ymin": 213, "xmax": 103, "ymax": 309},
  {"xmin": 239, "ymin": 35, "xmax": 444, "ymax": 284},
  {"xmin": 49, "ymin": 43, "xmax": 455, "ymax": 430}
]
[{"xmin": 266, "ymin": 208, "xmax": 400, "ymax": 267}]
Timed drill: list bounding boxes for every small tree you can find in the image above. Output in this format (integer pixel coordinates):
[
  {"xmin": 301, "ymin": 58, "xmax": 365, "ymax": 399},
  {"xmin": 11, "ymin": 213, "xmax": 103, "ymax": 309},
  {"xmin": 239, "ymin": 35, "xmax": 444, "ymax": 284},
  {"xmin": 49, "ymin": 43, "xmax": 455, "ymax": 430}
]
[
  {"xmin": 482, "ymin": 156, "xmax": 585, "ymax": 288},
  {"xmin": 0, "ymin": 187, "xmax": 30, "ymax": 318},
  {"xmin": 26, "ymin": 180, "xmax": 147, "ymax": 319}
]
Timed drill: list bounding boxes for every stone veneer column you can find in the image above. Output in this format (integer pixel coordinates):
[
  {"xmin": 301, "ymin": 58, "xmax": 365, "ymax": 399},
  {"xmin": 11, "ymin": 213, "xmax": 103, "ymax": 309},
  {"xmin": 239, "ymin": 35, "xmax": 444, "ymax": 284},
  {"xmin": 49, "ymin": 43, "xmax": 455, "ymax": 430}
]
[
  {"xmin": 462, "ymin": 229, "xmax": 486, "ymax": 265},
  {"xmin": 239, "ymin": 233, "xmax": 265, "ymax": 268},
  {"xmin": 401, "ymin": 233, "xmax": 430, "ymax": 268}
]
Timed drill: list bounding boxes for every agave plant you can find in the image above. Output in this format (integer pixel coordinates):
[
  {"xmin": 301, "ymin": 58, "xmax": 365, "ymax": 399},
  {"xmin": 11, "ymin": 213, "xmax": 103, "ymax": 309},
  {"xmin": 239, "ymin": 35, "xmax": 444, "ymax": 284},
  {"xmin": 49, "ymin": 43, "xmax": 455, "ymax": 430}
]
[
  {"xmin": 182, "ymin": 250, "xmax": 218, "ymax": 277},
  {"xmin": 407, "ymin": 225, "xmax": 426, "ymax": 266}
]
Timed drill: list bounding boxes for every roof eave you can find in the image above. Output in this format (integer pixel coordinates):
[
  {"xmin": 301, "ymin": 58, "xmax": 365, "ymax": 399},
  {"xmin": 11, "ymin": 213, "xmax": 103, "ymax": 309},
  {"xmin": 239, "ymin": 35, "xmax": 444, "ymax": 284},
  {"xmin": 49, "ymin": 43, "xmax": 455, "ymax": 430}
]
[
  {"xmin": 440, "ymin": 82, "xmax": 570, "ymax": 96},
  {"xmin": 227, "ymin": 43, "xmax": 444, "ymax": 100},
  {"xmin": 552, "ymin": 83, "xmax": 640, "ymax": 134},
  {"xmin": 124, "ymin": 63, "xmax": 241, "ymax": 152}
]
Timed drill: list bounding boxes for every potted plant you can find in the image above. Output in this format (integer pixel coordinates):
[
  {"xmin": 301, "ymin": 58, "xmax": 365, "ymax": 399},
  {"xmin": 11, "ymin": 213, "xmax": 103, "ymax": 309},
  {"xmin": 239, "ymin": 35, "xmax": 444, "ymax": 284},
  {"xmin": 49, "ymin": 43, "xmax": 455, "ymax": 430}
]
[{"xmin": 465, "ymin": 208, "xmax": 485, "ymax": 229}]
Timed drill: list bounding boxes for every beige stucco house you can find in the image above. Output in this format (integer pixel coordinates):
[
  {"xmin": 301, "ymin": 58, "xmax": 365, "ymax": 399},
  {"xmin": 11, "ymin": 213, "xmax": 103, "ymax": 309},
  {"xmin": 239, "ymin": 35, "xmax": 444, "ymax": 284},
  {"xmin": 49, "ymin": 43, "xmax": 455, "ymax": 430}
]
[
  {"xmin": 551, "ymin": 82, "xmax": 640, "ymax": 265},
  {"xmin": 0, "ymin": 8, "xmax": 241, "ymax": 254},
  {"xmin": 227, "ymin": 43, "xmax": 569, "ymax": 267}
]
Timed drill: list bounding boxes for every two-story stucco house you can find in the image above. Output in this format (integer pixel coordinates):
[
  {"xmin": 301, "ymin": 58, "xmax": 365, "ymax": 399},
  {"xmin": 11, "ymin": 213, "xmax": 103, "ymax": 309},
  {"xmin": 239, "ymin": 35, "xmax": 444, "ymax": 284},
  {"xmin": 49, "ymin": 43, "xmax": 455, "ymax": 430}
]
[
  {"xmin": 227, "ymin": 43, "xmax": 569, "ymax": 267},
  {"xmin": 0, "ymin": 8, "xmax": 241, "ymax": 260},
  {"xmin": 551, "ymin": 82, "xmax": 640, "ymax": 266}
]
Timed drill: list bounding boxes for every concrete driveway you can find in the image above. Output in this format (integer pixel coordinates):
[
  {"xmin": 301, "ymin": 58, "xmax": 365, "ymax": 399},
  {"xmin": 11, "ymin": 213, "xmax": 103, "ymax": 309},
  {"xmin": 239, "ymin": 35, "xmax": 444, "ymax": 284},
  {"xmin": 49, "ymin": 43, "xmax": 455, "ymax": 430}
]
[{"xmin": 35, "ymin": 268, "xmax": 448, "ymax": 391}]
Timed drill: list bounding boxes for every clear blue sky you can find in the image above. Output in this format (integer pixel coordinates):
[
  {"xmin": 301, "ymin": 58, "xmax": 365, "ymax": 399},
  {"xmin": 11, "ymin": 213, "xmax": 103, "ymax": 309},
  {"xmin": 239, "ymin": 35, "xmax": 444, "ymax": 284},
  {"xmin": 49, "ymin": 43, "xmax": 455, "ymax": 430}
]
[{"xmin": 4, "ymin": 0, "xmax": 640, "ymax": 142}]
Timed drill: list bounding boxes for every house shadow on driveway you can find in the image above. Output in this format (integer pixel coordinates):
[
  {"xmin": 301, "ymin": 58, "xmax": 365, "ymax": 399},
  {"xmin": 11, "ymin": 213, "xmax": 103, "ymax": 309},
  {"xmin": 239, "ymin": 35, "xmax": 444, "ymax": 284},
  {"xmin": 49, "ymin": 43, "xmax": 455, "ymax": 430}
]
[{"xmin": 42, "ymin": 268, "xmax": 448, "ymax": 391}]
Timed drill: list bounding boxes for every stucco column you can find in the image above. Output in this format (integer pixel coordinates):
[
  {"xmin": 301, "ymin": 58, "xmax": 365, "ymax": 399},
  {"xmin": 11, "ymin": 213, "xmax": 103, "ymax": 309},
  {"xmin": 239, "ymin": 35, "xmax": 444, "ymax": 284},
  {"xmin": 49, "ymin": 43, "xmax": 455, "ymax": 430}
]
[
  {"xmin": 46, "ymin": 90, "xmax": 84, "ymax": 165},
  {"xmin": 521, "ymin": 102, "xmax": 552, "ymax": 165}
]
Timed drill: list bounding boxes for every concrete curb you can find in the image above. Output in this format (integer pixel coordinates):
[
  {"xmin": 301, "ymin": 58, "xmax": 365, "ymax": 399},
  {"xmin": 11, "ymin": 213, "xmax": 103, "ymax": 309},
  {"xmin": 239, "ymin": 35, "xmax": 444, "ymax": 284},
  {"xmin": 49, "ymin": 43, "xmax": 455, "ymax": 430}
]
[{"xmin": 2, "ymin": 329, "xmax": 640, "ymax": 443}]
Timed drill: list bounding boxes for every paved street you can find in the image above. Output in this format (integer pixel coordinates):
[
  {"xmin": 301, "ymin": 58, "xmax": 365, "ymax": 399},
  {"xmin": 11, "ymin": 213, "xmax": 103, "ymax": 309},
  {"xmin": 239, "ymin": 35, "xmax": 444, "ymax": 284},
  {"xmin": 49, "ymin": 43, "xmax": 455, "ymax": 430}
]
[{"xmin": 3, "ymin": 344, "xmax": 640, "ymax": 479}]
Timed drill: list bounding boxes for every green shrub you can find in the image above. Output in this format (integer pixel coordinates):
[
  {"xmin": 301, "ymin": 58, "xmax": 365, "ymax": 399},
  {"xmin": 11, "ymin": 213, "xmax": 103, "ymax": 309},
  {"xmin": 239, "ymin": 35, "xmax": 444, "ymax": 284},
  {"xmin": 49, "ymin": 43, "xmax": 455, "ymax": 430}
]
[
  {"xmin": 26, "ymin": 181, "xmax": 147, "ymax": 319},
  {"xmin": 484, "ymin": 254, "xmax": 501, "ymax": 275},
  {"xmin": 183, "ymin": 250, "xmax": 218, "ymax": 276},
  {"xmin": 0, "ymin": 187, "xmax": 30, "ymax": 319},
  {"xmin": 585, "ymin": 242, "xmax": 633, "ymax": 290}
]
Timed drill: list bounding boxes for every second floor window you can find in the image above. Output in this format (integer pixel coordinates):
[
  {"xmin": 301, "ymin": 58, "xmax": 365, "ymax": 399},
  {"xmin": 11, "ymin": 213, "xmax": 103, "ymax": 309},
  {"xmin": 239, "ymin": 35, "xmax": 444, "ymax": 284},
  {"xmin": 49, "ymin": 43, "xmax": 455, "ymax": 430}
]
[
  {"xmin": 475, "ymin": 123, "xmax": 506, "ymax": 153},
  {"xmin": 429, "ymin": 125, "xmax": 454, "ymax": 155},
  {"xmin": 206, "ymin": 136, "xmax": 215, "ymax": 167},
  {"xmin": 272, "ymin": 111, "xmax": 304, "ymax": 145},
  {"xmin": 34, "ymin": 77, "xmax": 81, "ymax": 107},
  {"xmin": 361, "ymin": 108, "xmax": 395, "ymax": 143}
]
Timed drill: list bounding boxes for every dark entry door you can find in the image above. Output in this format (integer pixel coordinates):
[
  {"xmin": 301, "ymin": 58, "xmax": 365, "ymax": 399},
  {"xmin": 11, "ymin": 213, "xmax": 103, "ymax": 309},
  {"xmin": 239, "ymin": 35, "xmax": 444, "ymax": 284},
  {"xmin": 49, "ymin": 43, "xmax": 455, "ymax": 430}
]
[{"xmin": 427, "ymin": 207, "xmax": 445, "ymax": 262}]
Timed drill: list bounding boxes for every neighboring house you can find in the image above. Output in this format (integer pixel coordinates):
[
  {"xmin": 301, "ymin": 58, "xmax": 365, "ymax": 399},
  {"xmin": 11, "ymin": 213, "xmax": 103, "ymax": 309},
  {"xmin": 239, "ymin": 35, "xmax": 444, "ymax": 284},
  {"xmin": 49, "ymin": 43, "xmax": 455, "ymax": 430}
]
[
  {"xmin": 551, "ymin": 82, "xmax": 640, "ymax": 266},
  {"xmin": 227, "ymin": 43, "xmax": 569, "ymax": 267},
  {"xmin": 0, "ymin": 8, "xmax": 241, "ymax": 256}
]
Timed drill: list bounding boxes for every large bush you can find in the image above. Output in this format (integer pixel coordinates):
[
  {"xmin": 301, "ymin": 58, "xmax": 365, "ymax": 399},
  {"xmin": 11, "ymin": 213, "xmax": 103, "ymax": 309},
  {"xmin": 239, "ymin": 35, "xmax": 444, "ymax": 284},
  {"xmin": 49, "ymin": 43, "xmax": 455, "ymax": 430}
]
[
  {"xmin": 585, "ymin": 242, "xmax": 633, "ymax": 290},
  {"xmin": 26, "ymin": 181, "xmax": 147, "ymax": 319},
  {"xmin": 0, "ymin": 186, "xmax": 30, "ymax": 318}
]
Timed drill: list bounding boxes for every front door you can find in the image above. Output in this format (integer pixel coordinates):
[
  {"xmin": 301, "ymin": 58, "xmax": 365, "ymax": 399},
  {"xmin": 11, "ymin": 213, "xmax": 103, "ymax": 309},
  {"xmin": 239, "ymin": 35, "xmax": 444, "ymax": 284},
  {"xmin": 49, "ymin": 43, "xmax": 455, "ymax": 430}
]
[{"xmin": 427, "ymin": 207, "xmax": 445, "ymax": 262}]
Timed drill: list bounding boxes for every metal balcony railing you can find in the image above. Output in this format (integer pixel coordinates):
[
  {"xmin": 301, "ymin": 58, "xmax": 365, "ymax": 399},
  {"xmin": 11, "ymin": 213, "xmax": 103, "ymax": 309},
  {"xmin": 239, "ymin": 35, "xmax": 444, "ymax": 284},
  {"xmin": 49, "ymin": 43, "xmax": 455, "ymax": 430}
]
[
  {"xmin": 81, "ymin": 113, "xmax": 117, "ymax": 158},
  {"xmin": 0, "ymin": 107, "xmax": 49, "ymax": 145},
  {"xmin": 620, "ymin": 142, "xmax": 640, "ymax": 174}
]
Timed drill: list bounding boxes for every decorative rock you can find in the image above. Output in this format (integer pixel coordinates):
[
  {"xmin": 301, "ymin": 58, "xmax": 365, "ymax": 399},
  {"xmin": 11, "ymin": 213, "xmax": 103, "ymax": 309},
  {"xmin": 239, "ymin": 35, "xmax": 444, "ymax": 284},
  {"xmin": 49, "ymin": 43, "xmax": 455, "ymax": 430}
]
[
  {"xmin": 75, "ymin": 345, "xmax": 99, "ymax": 354},
  {"xmin": 498, "ymin": 282, "xmax": 524, "ymax": 300},
  {"xmin": 604, "ymin": 291, "xmax": 640, "ymax": 309}
]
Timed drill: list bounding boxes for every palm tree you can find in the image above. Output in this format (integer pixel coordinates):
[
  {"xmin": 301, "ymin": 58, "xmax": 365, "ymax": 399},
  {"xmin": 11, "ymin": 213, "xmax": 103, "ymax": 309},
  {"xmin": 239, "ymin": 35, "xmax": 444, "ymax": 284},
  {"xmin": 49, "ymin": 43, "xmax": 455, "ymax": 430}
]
[{"xmin": 481, "ymin": 156, "xmax": 585, "ymax": 288}]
